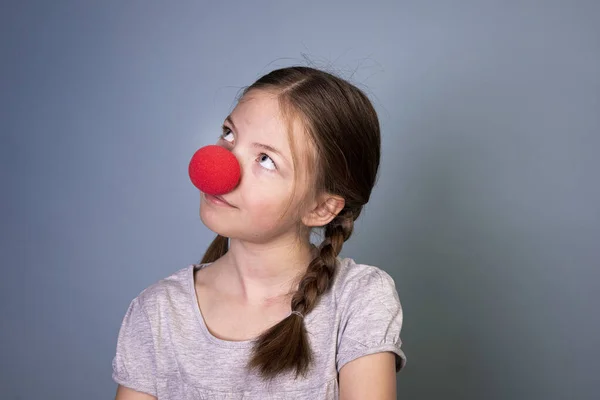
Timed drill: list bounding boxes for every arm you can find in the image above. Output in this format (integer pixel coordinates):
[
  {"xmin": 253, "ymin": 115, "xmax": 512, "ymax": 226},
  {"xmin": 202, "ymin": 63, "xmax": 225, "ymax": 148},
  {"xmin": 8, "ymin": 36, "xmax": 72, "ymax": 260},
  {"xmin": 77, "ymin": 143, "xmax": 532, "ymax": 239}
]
[
  {"xmin": 339, "ymin": 352, "xmax": 397, "ymax": 400},
  {"xmin": 115, "ymin": 385, "xmax": 157, "ymax": 400}
]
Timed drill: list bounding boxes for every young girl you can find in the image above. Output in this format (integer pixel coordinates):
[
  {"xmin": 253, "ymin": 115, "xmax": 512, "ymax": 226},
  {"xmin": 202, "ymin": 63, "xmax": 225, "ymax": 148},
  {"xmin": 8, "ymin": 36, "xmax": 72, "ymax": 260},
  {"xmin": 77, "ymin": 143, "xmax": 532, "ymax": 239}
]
[{"xmin": 112, "ymin": 66, "xmax": 406, "ymax": 399}]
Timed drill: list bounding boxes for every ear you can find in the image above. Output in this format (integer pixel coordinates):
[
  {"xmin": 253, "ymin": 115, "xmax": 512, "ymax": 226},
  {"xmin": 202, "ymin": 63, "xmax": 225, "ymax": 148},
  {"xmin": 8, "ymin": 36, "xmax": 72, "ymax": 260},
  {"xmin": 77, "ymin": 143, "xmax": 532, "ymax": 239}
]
[{"xmin": 302, "ymin": 193, "xmax": 345, "ymax": 228}]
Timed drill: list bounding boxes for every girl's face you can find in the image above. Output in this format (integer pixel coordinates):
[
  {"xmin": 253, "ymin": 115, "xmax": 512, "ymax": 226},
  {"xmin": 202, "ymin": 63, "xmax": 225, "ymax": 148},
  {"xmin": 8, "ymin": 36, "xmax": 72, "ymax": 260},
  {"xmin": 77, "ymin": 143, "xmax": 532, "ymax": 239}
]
[{"xmin": 199, "ymin": 89, "xmax": 316, "ymax": 244}]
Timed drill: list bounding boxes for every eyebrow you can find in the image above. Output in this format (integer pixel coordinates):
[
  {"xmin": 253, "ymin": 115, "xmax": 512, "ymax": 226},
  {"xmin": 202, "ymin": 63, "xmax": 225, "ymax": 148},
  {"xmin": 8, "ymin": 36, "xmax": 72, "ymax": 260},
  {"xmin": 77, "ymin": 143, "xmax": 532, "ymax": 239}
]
[{"xmin": 224, "ymin": 115, "xmax": 289, "ymax": 166}]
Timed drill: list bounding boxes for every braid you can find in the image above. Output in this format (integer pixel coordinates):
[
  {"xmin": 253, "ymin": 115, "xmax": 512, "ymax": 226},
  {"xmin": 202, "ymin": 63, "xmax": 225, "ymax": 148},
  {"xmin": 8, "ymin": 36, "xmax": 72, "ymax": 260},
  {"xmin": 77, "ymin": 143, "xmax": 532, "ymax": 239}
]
[
  {"xmin": 248, "ymin": 207, "xmax": 359, "ymax": 379},
  {"xmin": 291, "ymin": 207, "xmax": 355, "ymax": 314}
]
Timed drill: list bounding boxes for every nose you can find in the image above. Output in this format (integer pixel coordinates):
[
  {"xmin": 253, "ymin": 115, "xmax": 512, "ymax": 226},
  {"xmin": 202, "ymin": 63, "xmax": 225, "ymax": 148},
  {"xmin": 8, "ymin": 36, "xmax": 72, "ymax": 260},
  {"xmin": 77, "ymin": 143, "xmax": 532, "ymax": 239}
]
[{"xmin": 188, "ymin": 145, "xmax": 241, "ymax": 195}]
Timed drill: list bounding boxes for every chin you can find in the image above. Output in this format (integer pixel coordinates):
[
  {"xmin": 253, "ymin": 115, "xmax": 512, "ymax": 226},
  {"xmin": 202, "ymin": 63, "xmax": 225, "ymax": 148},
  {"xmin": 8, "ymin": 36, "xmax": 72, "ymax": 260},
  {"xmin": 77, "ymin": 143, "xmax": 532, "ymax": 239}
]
[
  {"xmin": 199, "ymin": 206, "xmax": 241, "ymax": 238},
  {"xmin": 199, "ymin": 201, "xmax": 292, "ymax": 243},
  {"xmin": 200, "ymin": 206, "xmax": 227, "ymax": 235},
  {"xmin": 200, "ymin": 213, "xmax": 275, "ymax": 245}
]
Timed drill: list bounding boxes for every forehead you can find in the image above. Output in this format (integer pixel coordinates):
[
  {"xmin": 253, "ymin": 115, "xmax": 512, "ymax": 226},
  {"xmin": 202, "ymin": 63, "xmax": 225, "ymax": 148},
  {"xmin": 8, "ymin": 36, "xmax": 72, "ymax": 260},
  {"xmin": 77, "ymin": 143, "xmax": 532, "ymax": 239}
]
[{"xmin": 232, "ymin": 90, "xmax": 284, "ymax": 136}]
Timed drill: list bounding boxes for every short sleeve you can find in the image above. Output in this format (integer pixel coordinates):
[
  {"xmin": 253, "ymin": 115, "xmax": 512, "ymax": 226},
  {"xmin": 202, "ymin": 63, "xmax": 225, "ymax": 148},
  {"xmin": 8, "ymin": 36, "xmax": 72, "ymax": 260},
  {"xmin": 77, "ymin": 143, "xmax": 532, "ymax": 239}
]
[
  {"xmin": 112, "ymin": 297, "xmax": 158, "ymax": 396},
  {"xmin": 336, "ymin": 268, "xmax": 407, "ymax": 373}
]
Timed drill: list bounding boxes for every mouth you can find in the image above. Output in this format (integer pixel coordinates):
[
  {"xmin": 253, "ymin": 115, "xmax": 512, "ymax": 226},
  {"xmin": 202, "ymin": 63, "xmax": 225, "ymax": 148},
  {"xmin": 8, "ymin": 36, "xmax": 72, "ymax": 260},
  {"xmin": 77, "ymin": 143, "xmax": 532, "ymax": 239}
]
[{"xmin": 204, "ymin": 193, "xmax": 235, "ymax": 208}]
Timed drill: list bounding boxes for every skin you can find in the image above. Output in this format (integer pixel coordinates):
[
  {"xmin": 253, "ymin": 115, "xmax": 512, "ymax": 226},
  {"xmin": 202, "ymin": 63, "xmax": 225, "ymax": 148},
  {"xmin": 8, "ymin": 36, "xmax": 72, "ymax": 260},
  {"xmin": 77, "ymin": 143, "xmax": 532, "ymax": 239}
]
[{"xmin": 116, "ymin": 89, "xmax": 396, "ymax": 399}]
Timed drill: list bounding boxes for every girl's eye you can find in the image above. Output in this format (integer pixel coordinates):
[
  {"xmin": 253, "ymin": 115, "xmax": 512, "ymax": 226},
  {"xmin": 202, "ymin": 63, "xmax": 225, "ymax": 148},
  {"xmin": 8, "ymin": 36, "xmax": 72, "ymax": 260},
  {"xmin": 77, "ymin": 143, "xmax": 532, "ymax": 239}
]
[
  {"xmin": 220, "ymin": 126, "xmax": 277, "ymax": 172},
  {"xmin": 257, "ymin": 154, "xmax": 277, "ymax": 171},
  {"xmin": 220, "ymin": 128, "xmax": 234, "ymax": 143}
]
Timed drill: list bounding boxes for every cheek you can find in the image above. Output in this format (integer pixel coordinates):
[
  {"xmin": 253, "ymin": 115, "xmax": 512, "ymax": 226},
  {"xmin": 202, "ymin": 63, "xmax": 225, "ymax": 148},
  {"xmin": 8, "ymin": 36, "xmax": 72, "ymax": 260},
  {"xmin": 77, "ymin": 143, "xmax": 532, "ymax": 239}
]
[
  {"xmin": 243, "ymin": 183, "xmax": 297, "ymax": 225},
  {"xmin": 245, "ymin": 187, "xmax": 286, "ymax": 215}
]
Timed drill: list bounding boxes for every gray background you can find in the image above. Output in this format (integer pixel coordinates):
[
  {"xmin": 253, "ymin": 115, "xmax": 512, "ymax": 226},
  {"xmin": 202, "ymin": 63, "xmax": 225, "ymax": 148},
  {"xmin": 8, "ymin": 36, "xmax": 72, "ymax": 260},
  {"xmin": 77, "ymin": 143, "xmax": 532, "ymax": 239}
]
[{"xmin": 1, "ymin": 1, "xmax": 598, "ymax": 399}]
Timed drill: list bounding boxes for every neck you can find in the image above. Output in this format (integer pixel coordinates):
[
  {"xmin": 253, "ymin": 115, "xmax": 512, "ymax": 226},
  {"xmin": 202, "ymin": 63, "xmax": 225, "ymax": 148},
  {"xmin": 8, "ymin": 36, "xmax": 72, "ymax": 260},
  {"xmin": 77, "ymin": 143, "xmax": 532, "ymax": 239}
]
[{"xmin": 218, "ymin": 233, "xmax": 317, "ymax": 305}]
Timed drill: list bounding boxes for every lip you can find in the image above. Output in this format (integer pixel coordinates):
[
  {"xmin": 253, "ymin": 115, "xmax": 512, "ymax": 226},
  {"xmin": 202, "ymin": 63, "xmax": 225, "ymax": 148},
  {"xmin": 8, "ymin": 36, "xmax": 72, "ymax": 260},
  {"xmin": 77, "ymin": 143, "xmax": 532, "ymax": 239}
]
[{"xmin": 204, "ymin": 193, "xmax": 235, "ymax": 208}]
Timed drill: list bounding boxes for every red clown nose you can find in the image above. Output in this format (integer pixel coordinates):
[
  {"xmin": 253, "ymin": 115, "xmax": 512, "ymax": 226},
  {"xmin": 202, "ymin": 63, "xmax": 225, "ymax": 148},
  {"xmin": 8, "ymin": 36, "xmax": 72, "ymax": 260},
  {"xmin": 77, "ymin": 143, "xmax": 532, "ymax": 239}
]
[{"xmin": 188, "ymin": 145, "xmax": 241, "ymax": 195}]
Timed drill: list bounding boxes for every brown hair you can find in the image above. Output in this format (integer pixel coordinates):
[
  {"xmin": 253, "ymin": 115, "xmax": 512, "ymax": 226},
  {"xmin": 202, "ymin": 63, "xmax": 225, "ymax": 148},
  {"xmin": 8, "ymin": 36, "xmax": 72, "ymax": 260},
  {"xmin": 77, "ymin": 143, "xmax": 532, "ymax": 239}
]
[{"xmin": 200, "ymin": 66, "xmax": 381, "ymax": 379}]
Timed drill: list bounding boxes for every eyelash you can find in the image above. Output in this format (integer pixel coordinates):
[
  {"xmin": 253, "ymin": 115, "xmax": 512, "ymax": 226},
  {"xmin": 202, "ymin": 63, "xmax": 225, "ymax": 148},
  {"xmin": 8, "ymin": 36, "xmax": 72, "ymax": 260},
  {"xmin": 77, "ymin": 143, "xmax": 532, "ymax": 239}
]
[{"xmin": 218, "ymin": 126, "xmax": 278, "ymax": 171}]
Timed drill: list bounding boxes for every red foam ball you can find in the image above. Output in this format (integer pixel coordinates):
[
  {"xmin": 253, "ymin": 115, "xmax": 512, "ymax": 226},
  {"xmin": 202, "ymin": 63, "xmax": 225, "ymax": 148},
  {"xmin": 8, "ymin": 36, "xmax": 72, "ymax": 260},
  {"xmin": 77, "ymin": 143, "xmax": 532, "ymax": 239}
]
[{"xmin": 188, "ymin": 145, "xmax": 241, "ymax": 195}]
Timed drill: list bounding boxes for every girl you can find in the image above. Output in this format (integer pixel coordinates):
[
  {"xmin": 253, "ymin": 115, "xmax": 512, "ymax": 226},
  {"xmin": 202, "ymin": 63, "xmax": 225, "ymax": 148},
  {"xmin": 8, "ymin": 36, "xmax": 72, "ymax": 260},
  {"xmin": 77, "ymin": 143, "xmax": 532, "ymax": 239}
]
[{"xmin": 112, "ymin": 66, "xmax": 406, "ymax": 399}]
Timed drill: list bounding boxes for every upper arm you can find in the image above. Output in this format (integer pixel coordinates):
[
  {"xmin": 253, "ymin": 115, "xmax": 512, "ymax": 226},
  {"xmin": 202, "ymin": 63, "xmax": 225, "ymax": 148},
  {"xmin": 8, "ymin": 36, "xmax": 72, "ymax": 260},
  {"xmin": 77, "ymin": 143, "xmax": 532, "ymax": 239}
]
[
  {"xmin": 115, "ymin": 384, "xmax": 157, "ymax": 400},
  {"xmin": 339, "ymin": 352, "xmax": 397, "ymax": 400}
]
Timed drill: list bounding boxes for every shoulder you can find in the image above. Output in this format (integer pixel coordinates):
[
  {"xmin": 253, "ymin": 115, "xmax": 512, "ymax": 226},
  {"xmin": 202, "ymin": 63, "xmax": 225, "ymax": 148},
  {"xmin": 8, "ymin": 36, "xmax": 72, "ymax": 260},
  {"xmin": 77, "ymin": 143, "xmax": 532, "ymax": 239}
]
[
  {"xmin": 131, "ymin": 264, "xmax": 196, "ymax": 315},
  {"xmin": 332, "ymin": 257, "xmax": 400, "ymax": 305}
]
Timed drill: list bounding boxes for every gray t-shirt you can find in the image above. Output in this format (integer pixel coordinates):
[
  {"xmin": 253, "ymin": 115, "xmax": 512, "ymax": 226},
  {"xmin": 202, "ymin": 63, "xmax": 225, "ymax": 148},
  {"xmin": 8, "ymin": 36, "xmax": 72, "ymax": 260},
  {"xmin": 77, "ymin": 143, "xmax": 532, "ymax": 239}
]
[{"xmin": 112, "ymin": 257, "xmax": 406, "ymax": 399}]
